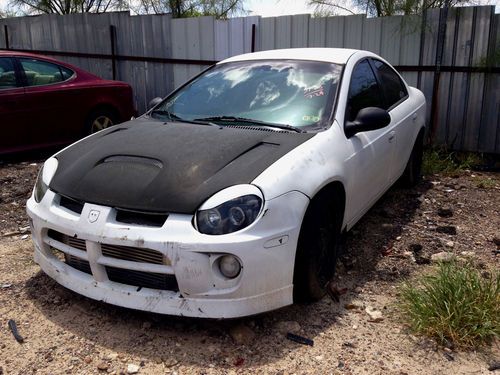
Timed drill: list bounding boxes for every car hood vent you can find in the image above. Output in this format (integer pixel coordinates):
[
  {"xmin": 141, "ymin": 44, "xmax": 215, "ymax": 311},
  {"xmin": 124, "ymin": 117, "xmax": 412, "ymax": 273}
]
[
  {"xmin": 50, "ymin": 119, "xmax": 314, "ymax": 214},
  {"xmin": 222, "ymin": 125, "xmax": 282, "ymax": 133}
]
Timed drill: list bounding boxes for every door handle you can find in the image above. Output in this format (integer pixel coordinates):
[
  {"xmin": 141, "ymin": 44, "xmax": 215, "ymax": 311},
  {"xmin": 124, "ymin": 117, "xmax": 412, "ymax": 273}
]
[
  {"xmin": 388, "ymin": 130, "xmax": 395, "ymax": 142},
  {"xmin": 412, "ymin": 112, "xmax": 418, "ymax": 121}
]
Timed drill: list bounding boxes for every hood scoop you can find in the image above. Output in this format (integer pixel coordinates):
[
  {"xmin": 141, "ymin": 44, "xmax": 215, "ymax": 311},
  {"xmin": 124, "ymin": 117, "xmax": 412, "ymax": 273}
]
[
  {"xmin": 102, "ymin": 155, "xmax": 163, "ymax": 169},
  {"xmin": 75, "ymin": 155, "xmax": 164, "ymax": 208}
]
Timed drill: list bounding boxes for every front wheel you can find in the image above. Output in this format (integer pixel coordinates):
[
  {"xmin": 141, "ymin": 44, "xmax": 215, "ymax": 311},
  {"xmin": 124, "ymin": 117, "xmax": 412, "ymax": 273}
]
[{"xmin": 293, "ymin": 194, "xmax": 344, "ymax": 302}]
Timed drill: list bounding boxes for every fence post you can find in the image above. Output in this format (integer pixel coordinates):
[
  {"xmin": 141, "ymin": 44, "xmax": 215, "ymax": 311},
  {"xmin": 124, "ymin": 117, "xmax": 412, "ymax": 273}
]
[
  {"xmin": 109, "ymin": 25, "xmax": 117, "ymax": 80},
  {"xmin": 4, "ymin": 25, "xmax": 9, "ymax": 50},
  {"xmin": 251, "ymin": 24, "xmax": 256, "ymax": 52},
  {"xmin": 429, "ymin": 7, "xmax": 448, "ymax": 143}
]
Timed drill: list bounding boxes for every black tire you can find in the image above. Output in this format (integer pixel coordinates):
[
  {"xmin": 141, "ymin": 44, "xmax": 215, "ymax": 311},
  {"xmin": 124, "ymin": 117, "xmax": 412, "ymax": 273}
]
[
  {"xmin": 293, "ymin": 193, "xmax": 344, "ymax": 302},
  {"xmin": 84, "ymin": 109, "xmax": 119, "ymax": 135},
  {"xmin": 402, "ymin": 131, "xmax": 424, "ymax": 187}
]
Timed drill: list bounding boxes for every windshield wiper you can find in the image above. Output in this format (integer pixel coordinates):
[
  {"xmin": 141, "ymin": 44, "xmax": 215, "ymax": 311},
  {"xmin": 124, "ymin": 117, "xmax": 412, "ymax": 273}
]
[
  {"xmin": 194, "ymin": 116, "xmax": 305, "ymax": 133},
  {"xmin": 151, "ymin": 110, "xmax": 217, "ymax": 127}
]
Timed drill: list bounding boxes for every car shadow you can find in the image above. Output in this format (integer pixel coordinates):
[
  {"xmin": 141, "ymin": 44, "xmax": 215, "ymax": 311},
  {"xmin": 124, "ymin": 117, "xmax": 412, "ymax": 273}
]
[{"xmin": 24, "ymin": 178, "xmax": 433, "ymax": 369}]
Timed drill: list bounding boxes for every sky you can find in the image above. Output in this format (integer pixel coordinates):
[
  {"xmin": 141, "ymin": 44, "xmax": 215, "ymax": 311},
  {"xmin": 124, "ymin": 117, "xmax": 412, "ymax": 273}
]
[
  {"xmin": 245, "ymin": 0, "xmax": 318, "ymax": 17},
  {"xmin": 243, "ymin": 0, "xmax": 500, "ymax": 16},
  {"xmin": 1, "ymin": 0, "xmax": 499, "ymax": 16}
]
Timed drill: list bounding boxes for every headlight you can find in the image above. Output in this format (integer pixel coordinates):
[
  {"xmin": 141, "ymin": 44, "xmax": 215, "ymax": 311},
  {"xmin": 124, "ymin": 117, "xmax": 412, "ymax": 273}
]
[
  {"xmin": 33, "ymin": 158, "xmax": 58, "ymax": 203},
  {"xmin": 195, "ymin": 185, "xmax": 263, "ymax": 235},
  {"xmin": 34, "ymin": 167, "xmax": 47, "ymax": 203}
]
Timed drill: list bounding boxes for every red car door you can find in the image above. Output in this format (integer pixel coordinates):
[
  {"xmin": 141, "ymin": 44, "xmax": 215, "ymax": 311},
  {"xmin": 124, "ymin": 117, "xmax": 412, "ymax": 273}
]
[
  {"xmin": 17, "ymin": 57, "xmax": 79, "ymax": 149},
  {"xmin": 0, "ymin": 57, "xmax": 29, "ymax": 154}
]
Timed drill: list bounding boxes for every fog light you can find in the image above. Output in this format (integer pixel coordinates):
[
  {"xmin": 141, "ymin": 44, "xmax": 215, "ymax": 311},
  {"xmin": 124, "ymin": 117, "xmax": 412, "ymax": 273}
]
[{"xmin": 218, "ymin": 255, "xmax": 241, "ymax": 278}]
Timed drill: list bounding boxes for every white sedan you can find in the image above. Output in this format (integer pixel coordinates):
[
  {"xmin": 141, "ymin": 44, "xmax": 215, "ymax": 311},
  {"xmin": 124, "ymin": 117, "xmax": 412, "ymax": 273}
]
[{"xmin": 27, "ymin": 48, "xmax": 426, "ymax": 318}]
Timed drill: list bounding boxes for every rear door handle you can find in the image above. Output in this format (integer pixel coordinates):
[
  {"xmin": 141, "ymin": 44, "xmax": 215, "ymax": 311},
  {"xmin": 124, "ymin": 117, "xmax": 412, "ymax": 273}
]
[
  {"xmin": 388, "ymin": 130, "xmax": 395, "ymax": 142},
  {"xmin": 412, "ymin": 112, "xmax": 418, "ymax": 121}
]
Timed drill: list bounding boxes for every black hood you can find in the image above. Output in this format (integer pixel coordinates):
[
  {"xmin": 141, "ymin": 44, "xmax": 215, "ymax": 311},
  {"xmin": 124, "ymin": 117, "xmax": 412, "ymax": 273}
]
[{"xmin": 50, "ymin": 118, "xmax": 314, "ymax": 214}]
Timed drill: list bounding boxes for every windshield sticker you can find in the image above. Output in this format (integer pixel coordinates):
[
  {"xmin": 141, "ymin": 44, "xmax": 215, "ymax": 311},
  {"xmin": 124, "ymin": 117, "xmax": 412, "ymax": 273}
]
[
  {"xmin": 304, "ymin": 86, "xmax": 325, "ymax": 99},
  {"xmin": 302, "ymin": 115, "xmax": 320, "ymax": 122}
]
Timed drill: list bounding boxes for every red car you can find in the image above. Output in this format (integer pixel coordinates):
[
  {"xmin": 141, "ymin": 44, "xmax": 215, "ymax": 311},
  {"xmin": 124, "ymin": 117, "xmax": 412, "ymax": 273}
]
[{"xmin": 0, "ymin": 51, "xmax": 136, "ymax": 154}]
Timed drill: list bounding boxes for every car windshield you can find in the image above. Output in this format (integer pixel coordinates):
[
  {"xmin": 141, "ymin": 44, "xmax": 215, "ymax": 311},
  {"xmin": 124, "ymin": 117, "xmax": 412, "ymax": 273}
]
[{"xmin": 151, "ymin": 60, "xmax": 342, "ymax": 131}]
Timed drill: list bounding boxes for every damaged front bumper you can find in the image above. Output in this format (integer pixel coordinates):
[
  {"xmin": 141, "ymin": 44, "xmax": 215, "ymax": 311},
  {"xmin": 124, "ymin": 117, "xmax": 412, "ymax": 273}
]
[{"xmin": 26, "ymin": 189, "xmax": 308, "ymax": 318}]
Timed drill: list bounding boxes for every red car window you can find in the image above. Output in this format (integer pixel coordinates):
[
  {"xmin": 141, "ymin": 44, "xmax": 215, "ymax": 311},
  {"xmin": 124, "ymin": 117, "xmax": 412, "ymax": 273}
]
[
  {"xmin": 19, "ymin": 58, "xmax": 74, "ymax": 87},
  {"xmin": 0, "ymin": 57, "xmax": 19, "ymax": 90}
]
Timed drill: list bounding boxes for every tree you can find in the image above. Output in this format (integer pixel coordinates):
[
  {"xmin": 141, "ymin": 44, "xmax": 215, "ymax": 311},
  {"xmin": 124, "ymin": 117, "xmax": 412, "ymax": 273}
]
[
  {"xmin": 8, "ymin": 0, "xmax": 128, "ymax": 15},
  {"xmin": 136, "ymin": 0, "xmax": 245, "ymax": 19},
  {"xmin": 309, "ymin": 0, "xmax": 476, "ymax": 17}
]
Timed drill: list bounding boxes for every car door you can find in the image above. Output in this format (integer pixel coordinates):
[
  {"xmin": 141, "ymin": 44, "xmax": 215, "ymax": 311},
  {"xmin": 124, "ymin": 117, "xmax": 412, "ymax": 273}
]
[
  {"xmin": 370, "ymin": 58, "xmax": 413, "ymax": 182},
  {"xmin": 0, "ymin": 57, "xmax": 28, "ymax": 153},
  {"xmin": 18, "ymin": 57, "xmax": 76, "ymax": 148},
  {"xmin": 343, "ymin": 59, "xmax": 396, "ymax": 225}
]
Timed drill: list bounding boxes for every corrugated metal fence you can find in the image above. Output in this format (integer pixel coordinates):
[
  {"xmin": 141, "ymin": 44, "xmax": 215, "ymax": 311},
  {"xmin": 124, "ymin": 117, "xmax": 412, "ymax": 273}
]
[{"xmin": 1, "ymin": 7, "xmax": 499, "ymax": 153}]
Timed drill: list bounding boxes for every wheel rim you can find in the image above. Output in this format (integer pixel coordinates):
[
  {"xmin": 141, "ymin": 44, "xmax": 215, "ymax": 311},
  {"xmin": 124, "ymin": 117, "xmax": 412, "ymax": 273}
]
[{"xmin": 91, "ymin": 115, "xmax": 113, "ymax": 133}]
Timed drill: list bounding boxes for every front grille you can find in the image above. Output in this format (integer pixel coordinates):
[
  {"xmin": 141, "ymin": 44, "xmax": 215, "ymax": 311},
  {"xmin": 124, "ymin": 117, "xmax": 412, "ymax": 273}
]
[
  {"xmin": 106, "ymin": 266, "xmax": 179, "ymax": 291},
  {"xmin": 46, "ymin": 230, "xmax": 176, "ymax": 291},
  {"xmin": 48, "ymin": 229, "xmax": 87, "ymax": 250},
  {"xmin": 115, "ymin": 209, "xmax": 168, "ymax": 227},
  {"xmin": 101, "ymin": 243, "xmax": 165, "ymax": 264},
  {"xmin": 48, "ymin": 230, "xmax": 165, "ymax": 264},
  {"xmin": 59, "ymin": 195, "xmax": 84, "ymax": 214},
  {"xmin": 66, "ymin": 255, "xmax": 92, "ymax": 274},
  {"xmin": 57, "ymin": 194, "xmax": 168, "ymax": 227}
]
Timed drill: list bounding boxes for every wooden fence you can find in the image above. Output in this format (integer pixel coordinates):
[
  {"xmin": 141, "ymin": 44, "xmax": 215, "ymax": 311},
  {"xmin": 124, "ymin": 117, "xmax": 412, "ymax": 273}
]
[{"xmin": 1, "ymin": 6, "xmax": 498, "ymax": 153}]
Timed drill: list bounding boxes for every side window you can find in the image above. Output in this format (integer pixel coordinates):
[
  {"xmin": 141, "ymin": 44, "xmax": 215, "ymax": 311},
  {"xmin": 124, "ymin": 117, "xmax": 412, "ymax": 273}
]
[
  {"xmin": 372, "ymin": 59, "xmax": 408, "ymax": 109},
  {"xmin": 0, "ymin": 57, "xmax": 19, "ymax": 90},
  {"xmin": 346, "ymin": 60, "xmax": 384, "ymax": 122},
  {"xmin": 19, "ymin": 58, "xmax": 74, "ymax": 87}
]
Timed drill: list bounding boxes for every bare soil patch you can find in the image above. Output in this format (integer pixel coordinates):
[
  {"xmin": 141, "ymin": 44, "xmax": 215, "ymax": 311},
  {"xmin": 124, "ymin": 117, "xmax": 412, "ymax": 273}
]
[{"xmin": 0, "ymin": 160, "xmax": 498, "ymax": 374}]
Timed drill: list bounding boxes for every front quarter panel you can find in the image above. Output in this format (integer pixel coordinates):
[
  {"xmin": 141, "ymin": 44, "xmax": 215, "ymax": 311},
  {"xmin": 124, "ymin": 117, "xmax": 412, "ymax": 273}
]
[{"xmin": 252, "ymin": 123, "xmax": 350, "ymax": 225}]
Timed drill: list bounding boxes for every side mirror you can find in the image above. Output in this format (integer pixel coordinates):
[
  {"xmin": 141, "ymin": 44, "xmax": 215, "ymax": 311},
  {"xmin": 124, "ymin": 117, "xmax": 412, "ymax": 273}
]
[
  {"xmin": 148, "ymin": 97, "xmax": 163, "ymax": 110},
  {"xmin": 345, "ymin": 107, "xmax": 391, "ymax": 138}
]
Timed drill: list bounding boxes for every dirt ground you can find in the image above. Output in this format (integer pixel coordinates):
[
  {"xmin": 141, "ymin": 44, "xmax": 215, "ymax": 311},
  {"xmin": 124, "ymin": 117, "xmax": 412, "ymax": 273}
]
[{"xmin": 0, "ymin": 158, "xmax": 499, "ymax": 375}]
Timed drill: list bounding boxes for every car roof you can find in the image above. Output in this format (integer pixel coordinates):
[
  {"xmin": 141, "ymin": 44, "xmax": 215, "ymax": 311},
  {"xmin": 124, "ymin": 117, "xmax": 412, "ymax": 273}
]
[
  {"xmin": 219, "ymin": 48, "xmax": 361, "ymax": 65},
  {"xmin": 1, "ymin": 50, "xmax": 87, "ymax": 68},
  {"xmin": 1, "ymin": 50, "xmax": 46, "ymax": 58},
  {"xmin": 0, "ymin": 50, "xmax": 71, "ymax": 65}
]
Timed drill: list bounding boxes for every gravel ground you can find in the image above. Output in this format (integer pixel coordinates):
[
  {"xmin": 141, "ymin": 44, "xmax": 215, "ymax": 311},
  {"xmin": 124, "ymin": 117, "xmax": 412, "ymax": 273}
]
[{"xmin": 0, "ymin": 159, "xmax": 499, "ymax": 375}]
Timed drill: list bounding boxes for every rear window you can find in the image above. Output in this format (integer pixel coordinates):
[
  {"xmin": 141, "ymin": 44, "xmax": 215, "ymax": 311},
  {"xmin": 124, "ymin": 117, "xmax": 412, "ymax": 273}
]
[
  {"xmin": 371, "ymin": 59, "xmax": 408, "ymax": 109},
  {"xmin": 19, "ymin": 58, "xmax": 74, "ymax": 87}
]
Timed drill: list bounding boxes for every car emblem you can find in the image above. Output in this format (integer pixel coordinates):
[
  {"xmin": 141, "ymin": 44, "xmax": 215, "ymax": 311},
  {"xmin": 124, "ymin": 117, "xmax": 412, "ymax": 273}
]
[{"xmin": 88, "ymin": 210, "xmax": 100, "ymax": 223}]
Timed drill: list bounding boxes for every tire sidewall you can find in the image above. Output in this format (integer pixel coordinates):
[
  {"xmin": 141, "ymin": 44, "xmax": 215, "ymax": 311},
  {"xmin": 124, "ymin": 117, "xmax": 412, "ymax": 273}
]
[{"xmin": 293, "ymin": 195, "xmax": 343, "ymax": 302}]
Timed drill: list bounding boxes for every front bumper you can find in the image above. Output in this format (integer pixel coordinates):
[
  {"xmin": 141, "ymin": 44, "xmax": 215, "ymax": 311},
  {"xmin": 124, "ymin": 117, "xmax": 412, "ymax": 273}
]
[{"xmin": 26, "ymin": 189, "xmax": 308, "ymax": 318}]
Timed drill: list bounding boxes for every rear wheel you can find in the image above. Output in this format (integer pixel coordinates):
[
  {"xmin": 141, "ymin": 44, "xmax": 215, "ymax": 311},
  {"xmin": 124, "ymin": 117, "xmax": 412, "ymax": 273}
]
[
  {"xmin": 85, "ymin": 109, "xmax": 119, "ymax": 135},
  {"xmin": 402, "ymin": 131, "xmax": 424, "ymax": 187},
  {"xmin": 293, "ymin": 193, "xmax": 344, "ymax": 302}
]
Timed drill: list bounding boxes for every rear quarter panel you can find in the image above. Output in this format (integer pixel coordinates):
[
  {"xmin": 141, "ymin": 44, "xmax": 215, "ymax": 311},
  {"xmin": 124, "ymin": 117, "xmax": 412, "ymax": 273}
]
[{"xmin": 54, "ymin": 80, "xmax": 135, "ymax": 140}]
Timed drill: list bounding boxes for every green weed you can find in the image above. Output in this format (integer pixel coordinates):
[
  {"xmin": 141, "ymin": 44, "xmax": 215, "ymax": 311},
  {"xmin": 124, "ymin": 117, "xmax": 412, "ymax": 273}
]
[{"xmin": 398, "ymin": 261, "xmax": 499, "ymax": 349}]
